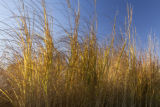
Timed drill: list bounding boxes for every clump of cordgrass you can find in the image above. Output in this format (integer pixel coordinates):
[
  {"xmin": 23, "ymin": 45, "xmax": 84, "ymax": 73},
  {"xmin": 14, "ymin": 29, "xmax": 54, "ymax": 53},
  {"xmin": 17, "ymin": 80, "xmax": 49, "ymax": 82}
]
[{"xmin": 0, "ymin": 0, "xmax": 159, "ymax": 107}]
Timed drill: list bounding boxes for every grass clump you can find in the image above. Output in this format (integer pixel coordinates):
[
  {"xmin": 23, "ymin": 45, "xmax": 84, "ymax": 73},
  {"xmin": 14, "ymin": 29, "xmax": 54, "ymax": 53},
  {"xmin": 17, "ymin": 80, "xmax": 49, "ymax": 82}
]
[{"xmin": 0, "ymin": 0, "xmax": 159, "ymax": 107}]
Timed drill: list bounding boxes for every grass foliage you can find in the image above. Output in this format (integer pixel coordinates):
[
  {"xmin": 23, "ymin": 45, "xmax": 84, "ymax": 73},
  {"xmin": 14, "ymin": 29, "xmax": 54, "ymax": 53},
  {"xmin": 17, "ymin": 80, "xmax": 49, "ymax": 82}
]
[{"xmin": 0, "ymin": 0, "xmax": 159, "ymax": 107}]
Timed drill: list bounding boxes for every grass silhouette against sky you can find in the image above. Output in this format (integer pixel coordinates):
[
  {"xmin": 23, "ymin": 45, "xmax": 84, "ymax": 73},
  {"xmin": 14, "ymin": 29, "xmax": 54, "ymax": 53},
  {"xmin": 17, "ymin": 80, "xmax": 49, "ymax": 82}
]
[{"xmin": 0, "ymin": 0, "xmax": 160, "ymax": 49}]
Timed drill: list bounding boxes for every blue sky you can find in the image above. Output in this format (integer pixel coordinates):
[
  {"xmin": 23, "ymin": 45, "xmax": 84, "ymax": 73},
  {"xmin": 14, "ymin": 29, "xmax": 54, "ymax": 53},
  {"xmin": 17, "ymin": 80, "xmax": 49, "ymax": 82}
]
[
  {"xmin": 0, "ymin": 0, "xmax": 160, "ymax": 49},
  {"xmin": 46, "ymin": 0, "xmax": 160, "ymax": 48}
]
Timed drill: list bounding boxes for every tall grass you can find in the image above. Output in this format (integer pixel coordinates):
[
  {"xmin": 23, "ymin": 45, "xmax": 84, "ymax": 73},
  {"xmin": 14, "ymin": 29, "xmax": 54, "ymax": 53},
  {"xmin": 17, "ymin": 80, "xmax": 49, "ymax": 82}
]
[{"xmin": 0, "ymin": 0, "xmax": 159, "ymax": 107}]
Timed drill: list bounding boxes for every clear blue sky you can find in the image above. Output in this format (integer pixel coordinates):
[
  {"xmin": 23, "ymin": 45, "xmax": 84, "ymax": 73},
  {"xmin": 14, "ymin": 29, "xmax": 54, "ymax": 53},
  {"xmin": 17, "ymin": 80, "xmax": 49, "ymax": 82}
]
[
  {"xmin": 0, "ymin": 0, "xmax": 160, "ymax": 49},
  {"xmin": 46, "ymin": 0, "xmax": 160, "ymax": 49}
]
